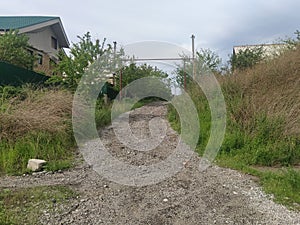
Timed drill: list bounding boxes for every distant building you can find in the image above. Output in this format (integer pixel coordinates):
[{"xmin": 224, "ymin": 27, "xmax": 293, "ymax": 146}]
[
  {"xmin": 0, "ymin": 16, "xmax": 69, "ymax": 75},
  {"xmin": 233, "ymin": 43, "xmax": 288, "ymax": 59}
]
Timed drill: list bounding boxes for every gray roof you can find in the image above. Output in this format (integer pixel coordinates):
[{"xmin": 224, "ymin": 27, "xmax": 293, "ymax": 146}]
[{"xmin": 0, "ymin": 16, "xmax": 69, "ymax": 48}]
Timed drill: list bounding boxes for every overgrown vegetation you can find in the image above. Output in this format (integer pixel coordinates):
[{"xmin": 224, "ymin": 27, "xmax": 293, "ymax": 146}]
[
  {"xmin": 47, "ymin": 32, "xmax": 124, "ymax": 91},
  {"xmin": 0, "ymin": 85, "xmax": 76, "ymax": 175},
  {"xmin": 0, "ymin": 185, "xmax": 76, "ymax": 224},
  {"xmin": 230, "ymin": 46, "xmax": 265, "ymax": 71},
  {"xmin": 1, "ymin": 27, "xmax": 299, "ymax": 223},
  {"xmin": 0, "ymin": 30, "xmax": 172, "ymax": 176},
  {"xmin": 0, "ymin": 30, "xmax": 35, "ymax": 70},
  {"xmin": 169, "ymin": 36, "xmax": 300, "ymax": 209}
]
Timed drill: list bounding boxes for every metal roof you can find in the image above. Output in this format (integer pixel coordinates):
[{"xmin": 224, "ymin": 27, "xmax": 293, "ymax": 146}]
[
  {"xmin": 0, "ymin": 16, "xmax": 59, "ymax": 30},
  {"xmin": 0, "ymin": 16, "xmax": 69, "ymax": 48}
]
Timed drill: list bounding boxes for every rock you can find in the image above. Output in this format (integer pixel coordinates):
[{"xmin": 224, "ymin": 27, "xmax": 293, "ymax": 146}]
[{"xmin": 27, "ymin": 159, "xmax": 46, "ymax": 172}]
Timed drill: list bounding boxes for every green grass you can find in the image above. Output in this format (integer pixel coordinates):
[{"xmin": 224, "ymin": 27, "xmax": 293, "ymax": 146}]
[
  {"xmin": 0, "ymin": 86, "xmax": 157, "ymax": 176},
  {"xmin": 0, "ymin": 131, "xmax": 75, "ymax": 175},
  {"xmin": 95, "ymin": 99, "xmax": 112, "ymax": 129},
  {"xmin": 261, "ymin": 169, "xmax": 300, "ymax": 210},
  {"xmin": 216, "ymin": 157, "xmax": 300, "ymax": 210},
  {"xmin": 167, "ymin": 80, "xmax": 300, "ymax": 210},
  {"xmin": 218, "ymin": 114, "xmax": 300, "ymax": 167},
  {"xmin": 0, "ymin": 85, "xmax": 77, "ymax": 175},
  {"xmin": 0, "ymin": 185, "xmax": 77, "ymax": 225}
]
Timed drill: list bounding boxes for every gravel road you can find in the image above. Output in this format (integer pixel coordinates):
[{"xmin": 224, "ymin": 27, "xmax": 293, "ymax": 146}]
[{"xmin": 1, "ymin": 102, "xmax": 299, "ymax": 224}]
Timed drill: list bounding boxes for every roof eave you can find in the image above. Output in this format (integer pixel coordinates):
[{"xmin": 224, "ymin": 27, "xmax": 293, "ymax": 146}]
[{"xmin": 19, "ymin": 18, "xmax": 70, "ymax": 48}]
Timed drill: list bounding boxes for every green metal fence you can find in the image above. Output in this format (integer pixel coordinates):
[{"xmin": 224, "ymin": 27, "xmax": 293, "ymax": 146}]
[{"xmin": 0, "ymin": 61, "xmax": 49, "ymax": 86}]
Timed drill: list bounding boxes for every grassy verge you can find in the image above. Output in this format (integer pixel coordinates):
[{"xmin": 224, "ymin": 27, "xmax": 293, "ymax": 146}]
[
  {"xmin": 0, "ymin": 85, "xmax": 76, "ymax": 175},
  {"xmin": 168, "ymin": 46, "xmax": 300, "ymax": 210},
  {"xmin": 0, "ymin": 185, "xmax": 77, "ymax": 225},
  {"xmin": 0, "ymin": 86, "xmax": 154, "ymax": 175},
  {"xmin": 216, "ymin": 156, "xmax": 300, "ymax": 210},
  {"xmin": 168, "ymin": 98, "xmax": 300, "ymax": 210},
  {"xmin": 0, "ymin": 131, "xmax": 75, "ymax": 175}
]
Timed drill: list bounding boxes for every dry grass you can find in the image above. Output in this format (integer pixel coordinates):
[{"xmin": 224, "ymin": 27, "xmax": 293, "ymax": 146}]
[
  {"xmin": 0, "ymin": 89, "xmax": 73, "ymax": 140},
  {"xmin": 222, "ymin": 46, "xmax": 300, "ymax": 136}
]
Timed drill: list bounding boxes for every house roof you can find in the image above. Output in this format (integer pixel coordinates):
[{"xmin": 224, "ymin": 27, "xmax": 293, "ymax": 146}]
[
  {"xmin": 0, "ymin": 16, "xmax": 69, "ymax": 48},
  {"xmin": 0, "ymin": 16, "xmax": 58, "ymax": 30}
]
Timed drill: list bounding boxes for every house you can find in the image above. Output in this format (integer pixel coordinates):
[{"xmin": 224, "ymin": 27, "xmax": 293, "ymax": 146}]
[
  {"xmin": 0, "ymin": 16, "xmax": 69, "ymax": 75},
  {"xmin": 233, "ymin": 43, "xmax": 288, "ymax": 59}
]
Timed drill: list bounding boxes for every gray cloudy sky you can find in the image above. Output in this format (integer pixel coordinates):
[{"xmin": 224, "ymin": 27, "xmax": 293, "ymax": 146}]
[{"xmin": 1, "ymin": 0, "xmax": 299, "ymax": 61}]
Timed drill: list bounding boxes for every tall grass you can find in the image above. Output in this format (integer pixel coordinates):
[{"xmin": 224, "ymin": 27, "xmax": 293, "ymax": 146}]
[
  {"xmin": 0, "ymin": 86, "xmax": 75, "ymax": 174},
  {"xmin": 0, "ymin": 85, "xmax": 114, "ymax": 175},
  {"xmin": 217, "ymin": 46, "xmax": 300, "ymax": 167},
  {"xmin": 0, "ymin": 131, "xmax": 75, "ymax": 175},
  {"xmin": 168, "ymin": 45, "xmax": 300, "ymax": 209}
]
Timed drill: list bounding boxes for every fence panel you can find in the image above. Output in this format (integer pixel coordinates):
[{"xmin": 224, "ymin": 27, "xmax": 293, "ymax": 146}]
[{"xmin": 0, "ymin": 61, "xmax": 49, "ymax": 86}]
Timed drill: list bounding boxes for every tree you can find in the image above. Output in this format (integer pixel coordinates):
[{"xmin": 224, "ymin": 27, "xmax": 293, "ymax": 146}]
[
  {"xmin": 196, "ymin": 48, "xmax": 222, "ymax": 73},
  {"xmin": 114, "ymin": 63, "xmax": 168, "ymax": 89},
  {"xmin": 48, "ymin": 32, "xmax": 114, "ymax": 90},
  {"xmin": 280, "ymin": 30, "xmax": 300, "ymax": 49},
  {"xmin": 174, "ymin": 48, "xmax": 221, "ymax": 87},
  {"xmin": 0, "ymin": 30, "xmax": 34, "ymax": 69},
  {"xmin": 229, "ymin": 46, "xmax": 264, "ymax": 71},
  {"xmin": 114, "ymin": 63, "xmax": 171, "ymax": 98}
]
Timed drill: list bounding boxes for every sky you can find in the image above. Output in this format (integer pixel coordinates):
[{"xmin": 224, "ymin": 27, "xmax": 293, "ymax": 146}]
[{"xmin": 1, "ymin": 0, "xmax": 300, "ymax": 63}]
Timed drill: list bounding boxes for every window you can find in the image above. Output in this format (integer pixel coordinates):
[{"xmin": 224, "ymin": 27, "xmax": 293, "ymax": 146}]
[
  {"xmin": 37, "ymin": 54, "xmax": 43, "ymax": 65},
  {"xmin": 51, "ymin": 36, "xmax": 58, "ymax": 49}
]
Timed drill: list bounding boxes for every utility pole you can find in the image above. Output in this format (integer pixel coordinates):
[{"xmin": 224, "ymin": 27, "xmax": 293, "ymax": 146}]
[
  {"xmin": 191, "ymin": 34, "xmax": 195, "ymax": 59},
  {"xmin": 113, "ymin": 41, "xmax": 117, "ymax": 86},
  {"xmin": 113, "ymin": 41, "xmax": 117, "ymax": 56},
  {"xmin": 191, "ymin": 34, "xmax": 195, "ymax": 79},
  {"xmin": 183, "ymin": 60, "xmax": 187, "ymax": 91}
]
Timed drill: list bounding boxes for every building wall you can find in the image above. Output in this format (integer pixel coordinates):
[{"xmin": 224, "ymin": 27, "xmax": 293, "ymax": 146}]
[
  {"xmin": 233, "ymin": 44, "xmax": 288, "ymax": 58},
  {"xmin": 26, "ymin": 26, "xmax": 60, "ymax": 61},
  {"xmin": 34, "ymin": 51, "xmax": 56, "ymax": 76}
]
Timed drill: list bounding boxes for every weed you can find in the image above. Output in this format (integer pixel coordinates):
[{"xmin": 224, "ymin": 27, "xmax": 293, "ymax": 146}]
[
  {"xmin": 261, "ymin": 169, "xmax": 300, "ymax": 210},
  {"xmin": 168, "ymin": 45, "xmax": 300, "ymax": 209},
  {"xmin": 0, "ymin": 131, "xmax": 75, "ymax": 175},
  {"xmin": 0, "ymin": 185, "xmax": 77, "ymax": 224}
]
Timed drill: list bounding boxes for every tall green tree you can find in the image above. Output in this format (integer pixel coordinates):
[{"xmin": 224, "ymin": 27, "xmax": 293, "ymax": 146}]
[{"xmin": 0, "ymin": 30, "xmax": 34, "ymax": 69}]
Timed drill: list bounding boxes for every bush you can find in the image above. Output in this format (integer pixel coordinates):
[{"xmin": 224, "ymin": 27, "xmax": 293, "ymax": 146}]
[
  {"xmin": 0, "ymin": 30, "xmax": 35, "ymax": 69},
  {"xmin": 0, "ymin": 86, "xmax": 75, "ymax": 175},
  {"xmin": 230, "ymin": 46, "xmax": 264, "ymax": 71}
]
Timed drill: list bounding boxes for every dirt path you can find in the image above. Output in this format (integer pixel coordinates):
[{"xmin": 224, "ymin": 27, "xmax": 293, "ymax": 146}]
[{"xmin": 1, "ymin": 102, "xmax": 300, "ymax": 224}]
